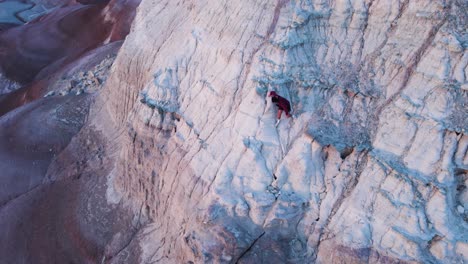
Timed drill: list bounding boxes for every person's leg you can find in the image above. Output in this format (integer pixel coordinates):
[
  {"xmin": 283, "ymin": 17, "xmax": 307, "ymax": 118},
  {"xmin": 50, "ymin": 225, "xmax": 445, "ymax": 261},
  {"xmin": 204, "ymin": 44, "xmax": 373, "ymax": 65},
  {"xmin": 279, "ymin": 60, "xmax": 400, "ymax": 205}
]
[
  {"xmin": 285, "ymin": 111, "xmax": 291, "ymax": 118},
  {"xmin": 277, "ymin": 109, "xmax": 283, "ymax": 119}
]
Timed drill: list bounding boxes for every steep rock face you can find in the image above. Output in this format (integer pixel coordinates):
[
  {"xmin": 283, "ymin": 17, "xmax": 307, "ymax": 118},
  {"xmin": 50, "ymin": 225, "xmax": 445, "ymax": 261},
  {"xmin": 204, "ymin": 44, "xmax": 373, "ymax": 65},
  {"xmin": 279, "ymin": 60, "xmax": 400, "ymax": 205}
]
[
  {"xmin": 97, "ymin": 0, "xmax": 468, "ymax": 263},
  {"xmin": 1, "ymin": 0, "xmax": 466, "ymax": 263}
]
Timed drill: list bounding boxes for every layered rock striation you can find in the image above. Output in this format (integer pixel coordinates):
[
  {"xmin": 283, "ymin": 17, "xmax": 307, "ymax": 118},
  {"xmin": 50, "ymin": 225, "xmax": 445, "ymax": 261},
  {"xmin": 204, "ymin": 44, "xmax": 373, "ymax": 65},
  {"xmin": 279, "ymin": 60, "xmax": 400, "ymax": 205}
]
[
  {"xmin": 0, "ymin": 0, "xmax": 141, "ymax": 263},
  {"xmin": 100, "ymin": 0, "xmax": 467, "ymax": 263},
  {"xmin": 0, "ymin": 0, "xmax": 467, "ymax": 263}
]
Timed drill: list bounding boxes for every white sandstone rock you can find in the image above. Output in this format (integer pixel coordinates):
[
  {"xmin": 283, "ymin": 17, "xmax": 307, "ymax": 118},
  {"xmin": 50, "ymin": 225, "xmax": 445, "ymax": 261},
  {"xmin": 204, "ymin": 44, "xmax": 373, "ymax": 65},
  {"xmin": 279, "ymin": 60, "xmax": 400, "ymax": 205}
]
[{"xmin": 97, "ymin": 0, "xmax": 468, "ymax": 262}]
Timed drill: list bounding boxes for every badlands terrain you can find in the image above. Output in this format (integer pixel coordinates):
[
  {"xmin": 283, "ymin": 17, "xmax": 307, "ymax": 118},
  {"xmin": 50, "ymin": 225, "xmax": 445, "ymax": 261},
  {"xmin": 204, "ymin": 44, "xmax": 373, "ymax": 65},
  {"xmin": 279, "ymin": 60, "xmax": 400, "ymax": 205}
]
[{"xmin": 0, "ymin": 0, "xmax": 467, "ymax": 263}]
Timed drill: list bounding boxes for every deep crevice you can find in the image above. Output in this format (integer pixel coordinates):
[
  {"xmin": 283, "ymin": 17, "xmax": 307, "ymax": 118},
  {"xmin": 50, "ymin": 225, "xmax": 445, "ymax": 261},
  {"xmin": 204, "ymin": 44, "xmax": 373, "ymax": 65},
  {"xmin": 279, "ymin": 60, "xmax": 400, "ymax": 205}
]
[{"xmin": 235, "ymin": 231, "xmax": 266, "ymax": 263}]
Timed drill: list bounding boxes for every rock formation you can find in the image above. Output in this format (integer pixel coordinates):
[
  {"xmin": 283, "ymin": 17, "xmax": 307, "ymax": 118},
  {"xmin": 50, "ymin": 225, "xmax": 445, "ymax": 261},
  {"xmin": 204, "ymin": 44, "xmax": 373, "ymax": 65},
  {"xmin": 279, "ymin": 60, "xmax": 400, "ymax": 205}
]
[
  {"xmin": 0, "ymin": 0, "xmax": 141, "ymax": 263},
  {"xmin": 0, "ymin": 0, "xmax": 467, "ymax": 263}
]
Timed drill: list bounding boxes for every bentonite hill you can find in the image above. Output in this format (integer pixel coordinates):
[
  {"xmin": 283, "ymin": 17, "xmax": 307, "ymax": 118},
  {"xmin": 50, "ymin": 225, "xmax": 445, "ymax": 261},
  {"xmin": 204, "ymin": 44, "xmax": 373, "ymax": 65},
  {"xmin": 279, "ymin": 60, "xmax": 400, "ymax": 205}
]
[{"xmin": 0, "ymin": 0, "xmax": 467, "ymax": 263}]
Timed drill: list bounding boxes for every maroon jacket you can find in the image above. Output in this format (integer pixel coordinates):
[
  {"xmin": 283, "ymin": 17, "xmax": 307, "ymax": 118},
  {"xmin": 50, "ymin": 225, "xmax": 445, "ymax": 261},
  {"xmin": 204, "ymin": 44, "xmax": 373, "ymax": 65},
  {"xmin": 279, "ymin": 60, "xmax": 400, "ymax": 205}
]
[
  {"xmin": 268, "ymin": 91, "xmax": 291, "ymax": 119},
  {"xmin": 269, "ymin": 91, "xmax": 291, "ymax": 113}
]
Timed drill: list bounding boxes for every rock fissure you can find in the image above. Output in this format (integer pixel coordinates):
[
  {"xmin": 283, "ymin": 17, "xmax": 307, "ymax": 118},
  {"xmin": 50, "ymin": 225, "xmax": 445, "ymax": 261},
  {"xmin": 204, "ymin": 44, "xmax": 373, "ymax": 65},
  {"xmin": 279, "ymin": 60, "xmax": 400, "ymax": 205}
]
[{"xmin": 235, "ymin": 231, "xmax": 266, "ymax": 263}]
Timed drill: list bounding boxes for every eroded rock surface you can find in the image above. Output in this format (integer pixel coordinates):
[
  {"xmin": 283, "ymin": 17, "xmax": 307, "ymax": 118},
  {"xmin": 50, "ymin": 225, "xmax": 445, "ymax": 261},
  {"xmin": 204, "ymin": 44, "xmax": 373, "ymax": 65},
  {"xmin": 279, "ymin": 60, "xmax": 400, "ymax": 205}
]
[
  {"xmin": 1, "ymin": 0, "xmax": 467, "ymax": 263},
  {"xmin": 0, "ymin": 0, "xmax": 139, "ymax": 115},
  {"xmin": 0, "ymin": 0, "xmax": 141, "ymax": 263},
  {"xmin": 100, "ymin": 0, "xmax": 467, "ymax": 263}
]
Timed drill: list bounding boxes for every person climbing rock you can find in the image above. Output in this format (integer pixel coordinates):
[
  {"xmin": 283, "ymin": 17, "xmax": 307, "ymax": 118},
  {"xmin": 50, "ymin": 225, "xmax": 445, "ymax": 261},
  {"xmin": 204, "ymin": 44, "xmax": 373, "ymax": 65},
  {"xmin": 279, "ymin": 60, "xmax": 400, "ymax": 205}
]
[{"xmin": 268, "ymin": 91, "xmax": 291, "ymax": 125}]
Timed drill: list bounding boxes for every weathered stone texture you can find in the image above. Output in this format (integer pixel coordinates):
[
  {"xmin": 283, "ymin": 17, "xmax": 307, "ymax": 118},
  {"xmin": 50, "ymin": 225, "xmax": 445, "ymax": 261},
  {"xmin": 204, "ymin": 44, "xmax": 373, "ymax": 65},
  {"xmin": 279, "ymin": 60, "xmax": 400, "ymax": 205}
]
[{"xmin": 99, "ymin": 0, "xmax": 467, "ymax": 263}]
